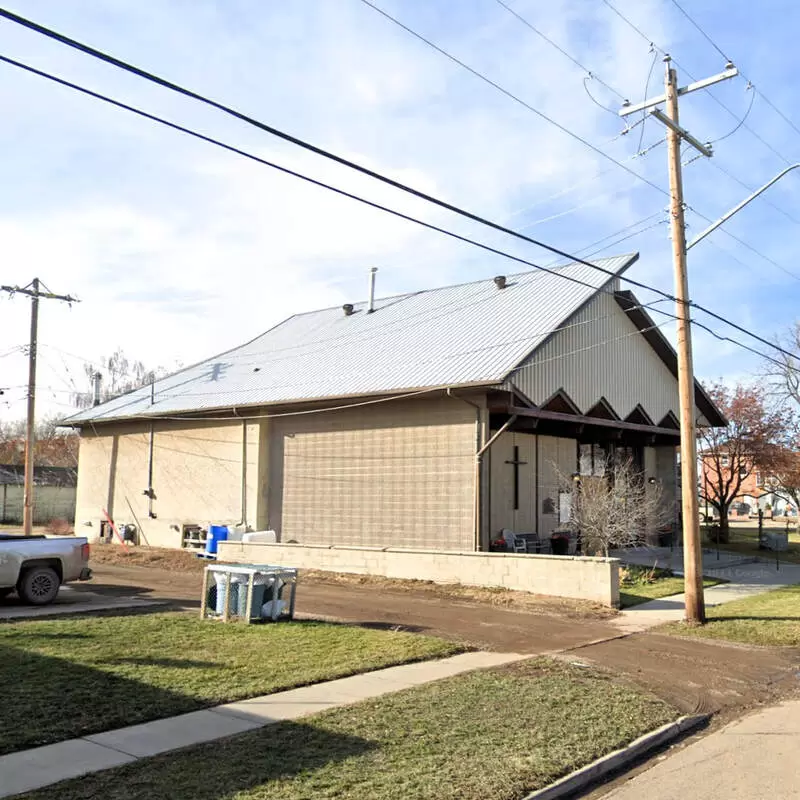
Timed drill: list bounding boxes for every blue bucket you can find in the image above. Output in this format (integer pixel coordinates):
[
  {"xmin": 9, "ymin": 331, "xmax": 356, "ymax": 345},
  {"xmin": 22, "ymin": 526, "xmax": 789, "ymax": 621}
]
[{"xmin": 206, "ymin": 525, "xmax": 228, "ymax": 554}]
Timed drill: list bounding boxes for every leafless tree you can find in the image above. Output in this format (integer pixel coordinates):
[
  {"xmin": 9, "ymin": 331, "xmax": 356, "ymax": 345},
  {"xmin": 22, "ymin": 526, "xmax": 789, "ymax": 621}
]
[
  {"xmin": 765, "ymin": 322, "xmax": 800, "ymax": 406},
  {"xmin": 72, "ymin": 348, "xmax": 167, "ymax": 409},
  {"xmin": 561, "ymin": 457, "xmax": 673, "ymax": 558}
]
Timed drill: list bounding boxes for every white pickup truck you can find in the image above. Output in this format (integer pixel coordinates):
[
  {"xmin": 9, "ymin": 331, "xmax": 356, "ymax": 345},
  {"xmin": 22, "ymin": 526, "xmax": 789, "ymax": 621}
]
[{"xmin": 0, "ymin": 534, "xmax": 92, "ymax": 605}]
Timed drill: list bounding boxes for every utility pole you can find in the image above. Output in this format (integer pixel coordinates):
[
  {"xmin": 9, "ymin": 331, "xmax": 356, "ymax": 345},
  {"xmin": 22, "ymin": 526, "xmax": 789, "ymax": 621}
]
[
  {"xmin": 663, "ymin": 58, "xmax": 704, "ymax": 624},
  {"xmin": 619, "ymin": 56, "xmax": 737, "ymax": 624},
  {"xmin": 24, "ymin": 278, "xmax": 41, "ymax": 538},
  {"xmin": 1, "ymin": 280, "xmax": 79, "ymax": 535}
]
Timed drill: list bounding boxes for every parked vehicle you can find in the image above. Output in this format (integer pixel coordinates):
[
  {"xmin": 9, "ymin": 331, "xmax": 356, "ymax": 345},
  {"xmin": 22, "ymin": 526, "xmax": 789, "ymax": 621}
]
[{"xmin": 0, "ymin": 534, "xmax": 92, "ymax": 605}]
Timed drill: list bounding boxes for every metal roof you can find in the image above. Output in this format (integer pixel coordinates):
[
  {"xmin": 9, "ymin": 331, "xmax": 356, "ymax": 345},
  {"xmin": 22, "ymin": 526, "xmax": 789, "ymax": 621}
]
[{"xmin": 66, "ymin": 253, "xmax": 638, "ymax": 424}]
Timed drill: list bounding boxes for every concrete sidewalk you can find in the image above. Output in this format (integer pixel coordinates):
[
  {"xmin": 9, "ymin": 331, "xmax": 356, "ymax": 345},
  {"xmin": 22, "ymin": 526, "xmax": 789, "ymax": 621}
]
[
  {"xmin": 598, "ymin": 698, "xmax": 800, "ymax": 799},
  {"xmin": 0, "ymin": 650, "xmax": 525, "ymax": 798},
  {"xmin": 611, "ymin": 558, "xmax": 800, "ymax": 633}
]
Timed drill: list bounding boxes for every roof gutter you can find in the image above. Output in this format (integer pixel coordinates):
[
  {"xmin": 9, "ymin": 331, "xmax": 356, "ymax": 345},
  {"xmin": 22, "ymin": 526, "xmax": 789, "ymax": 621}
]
[{"xmin": 63, "ymin": 381, "xmax": 504, "ymax": 428}]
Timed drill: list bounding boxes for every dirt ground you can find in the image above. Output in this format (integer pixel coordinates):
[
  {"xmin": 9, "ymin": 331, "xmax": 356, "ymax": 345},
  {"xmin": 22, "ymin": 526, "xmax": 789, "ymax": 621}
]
[
  {"xmin": 88, "ymin": 545, "xmax": 616, "ymax": 619},
  {"xmin": 570, "ymin": 633, "xmax": 799, "ymax": 719},
  {"xmin": 81, "ymin": 562, "xmax": 620, "ymax": 654},
  {"xmin": 78, "ymin": 546, "xmax": 800, "ymax": 725}
]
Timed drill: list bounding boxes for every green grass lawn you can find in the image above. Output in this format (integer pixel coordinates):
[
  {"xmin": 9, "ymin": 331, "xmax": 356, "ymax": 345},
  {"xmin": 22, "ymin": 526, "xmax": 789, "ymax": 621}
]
[
  {"xmin": 619, "ymin": 566, "xmax": 726, "ymax": 608},
  {"xmin": 17, "ymin": 658, "xmax": 678, "ymax": 800},
  {"xmin": 703, "ymin": 523, "xmax": 800, "ymax": 564},
  {"xmin": 0, "ymin": 612, "xmax": 460, "ymax": 755},
  {"xmin": 662, "ymin": 585, "xmax": 800, "ymax": 647}
]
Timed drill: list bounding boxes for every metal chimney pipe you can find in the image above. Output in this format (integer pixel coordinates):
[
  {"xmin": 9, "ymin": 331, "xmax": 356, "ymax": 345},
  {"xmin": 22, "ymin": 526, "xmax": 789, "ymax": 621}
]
[
  {"xmin": 92, "ymin": 371, "xmax": 102, "ymax": 407},
  {"xmin": 367, "ymin": 267, "xmax": 378, "ymax": 313}
]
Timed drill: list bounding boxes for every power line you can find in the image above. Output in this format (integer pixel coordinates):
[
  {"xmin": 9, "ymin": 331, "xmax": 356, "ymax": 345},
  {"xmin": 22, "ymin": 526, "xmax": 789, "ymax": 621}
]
[
  {"xmin": 579, "ymin": 217, "xmax": 667, "ymax": 260},
  {"xmin": 685, "ymin": 204, "xmax": 800, "ymax": 284},
  {"xmin": 582, "ymin": 76, "xmax": 620, "ymax": 117},
  {"xmin": 125, "ymin": 321, "xmax": 673, "ymax": 421},
  {"xmin": 602, "ymin": 0, "xmax": 794, "ymax": 167},
  {"xmin": 490, "ymin": 0, "xmax": 800, "ymax": 245},
  {"xmin": 355, "ymin": 1, "xmax": 800, "ymax": 286},
  {"xmin": 668, "ymin": 0, "xmax": 730, "ymax": 62},
  {"xmin": 2, "ymin": 6, "xmax": 790, "ymax": 328},
  {"xmin": 637, "ymin": 49, "xmax": 659, "ymax": 154},
  {"xmin": 354, "ymin": 0, "xmax": 667, "ymax": 193},
  {"xmin": 598, "ymin": 0, "xmax": 800, "ymax": 281},
  {"xmin": 667, "ymin": 0, "xmax": 800, "ymax": 163},
  {"xmin": 706, "ymin": 157, "xmax": 800, "ymax": 234},
  {"xmin": 2, "ymin": 52, "xmax": 797, "ymax": 373},
  {"xmin": 709, "ymin": 85, "xmax": 755, "ymax": 144},
  {"xmin": 0, "ymin": 52, "xmax": 673, "ymax": 300},
  {"xmin": 757, "ymin": 90, "xmax": 800, "ymax": 142},
  {"xmin": 493, "ymin": 0, "xmax": 626, "ymax": 102},
  {"xmin": 120, "ymin": 299, "xmax": 675, "ymax": 389}
]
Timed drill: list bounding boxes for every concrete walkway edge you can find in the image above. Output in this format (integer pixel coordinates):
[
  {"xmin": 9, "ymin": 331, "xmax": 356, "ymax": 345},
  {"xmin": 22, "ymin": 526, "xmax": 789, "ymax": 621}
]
[
  {"xmin": 0, "ymin": 650, "xmax": 525, "ymax": 799},
  {"xmin": 522, "ymin": 714, "xmax": 709, "ymax": 800}
]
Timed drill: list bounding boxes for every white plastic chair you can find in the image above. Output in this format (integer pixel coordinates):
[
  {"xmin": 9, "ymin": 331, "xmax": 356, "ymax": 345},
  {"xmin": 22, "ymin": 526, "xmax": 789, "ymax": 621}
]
[{"xmin": 501, "ymin": 529, "xmax": 526, "ymax": 553}]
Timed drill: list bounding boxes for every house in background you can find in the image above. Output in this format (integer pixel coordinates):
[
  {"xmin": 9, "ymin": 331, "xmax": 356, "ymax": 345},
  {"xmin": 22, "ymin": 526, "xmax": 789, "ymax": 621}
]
[
  {"xmin": 700, "ymin": 452, "xmax": 794, "ymax": 519},
  {"xmin": 65, "ymin": 253, "xmax": 725, "ymax": 552}
]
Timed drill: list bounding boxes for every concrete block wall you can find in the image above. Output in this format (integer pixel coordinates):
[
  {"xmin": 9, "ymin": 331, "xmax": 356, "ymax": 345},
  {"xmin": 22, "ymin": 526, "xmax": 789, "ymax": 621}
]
[{"xmin": 218, "ymin": 541, "xmax": 621, "ymax": 607}]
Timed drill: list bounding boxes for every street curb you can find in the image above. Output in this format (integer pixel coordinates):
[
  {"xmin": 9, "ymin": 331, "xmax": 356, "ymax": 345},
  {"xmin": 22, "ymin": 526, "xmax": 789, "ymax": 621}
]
[{"xmin": 521, "ymin": 714, "xmax": 709, "ymax": 800}]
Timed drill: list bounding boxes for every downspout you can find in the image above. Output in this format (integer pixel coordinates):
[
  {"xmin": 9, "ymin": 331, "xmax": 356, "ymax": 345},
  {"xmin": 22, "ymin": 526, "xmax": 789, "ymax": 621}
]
[
  {"xmin": 145, "ymin": 376, "xmax": 156, "ymax": 519},
  {"xmin": 146, "ymin": 423, "xmax": 155, "ymax": 518},
  {"xmin": 240, "ymin": 418, "xmax": 248, "ymax": 528},
  {"xmin": 447, "ymin": 388, "xmax": 516, "ymax": 551},
  {"xmin": 447, "ymin": 388, "xmax": 482, "ymax": 550}
]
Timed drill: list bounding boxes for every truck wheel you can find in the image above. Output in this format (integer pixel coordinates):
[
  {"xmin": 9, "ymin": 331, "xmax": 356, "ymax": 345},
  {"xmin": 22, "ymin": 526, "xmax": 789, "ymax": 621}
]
[{"xmin": 18, "ymin": 567, "xmax": 61, "ymax": 605}]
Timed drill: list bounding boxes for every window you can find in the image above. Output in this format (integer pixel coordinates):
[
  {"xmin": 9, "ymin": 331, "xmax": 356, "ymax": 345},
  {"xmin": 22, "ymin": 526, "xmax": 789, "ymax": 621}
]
[
  {"xmin": 721, "ymin": 454, "xmax": 729, "ymax": 467},
  {"xmin": 592, "ymin": 445, "xmax": 606, "ymax": 477},
  {"xmin": 756, "ymin": 472, "xmax": 764, "ymax": 487},
  {"xmin": 578, "ymin": 443, "xmax": 607, "ymax": 477},
  {"xmin": 739, "ymin": 465, "xmax": 747, "ymax": 478},
  {"xmin": 579, "ymin": 444, "xmax": 592, "ymax": 477}
]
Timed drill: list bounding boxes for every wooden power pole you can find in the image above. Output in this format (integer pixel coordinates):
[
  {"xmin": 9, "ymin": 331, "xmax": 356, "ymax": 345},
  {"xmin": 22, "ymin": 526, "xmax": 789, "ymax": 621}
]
[
  {"xmin": 23, "ymin": 278, "xmax": 41, "ymax": 537},
  {"xmin": 663, "ymin": 60, "xmax": 704, "ymax": 624},
  {"xmin": 1, "ymin": 279, "xmax": 79, "ymax": 535},
  {"xmin": 619, "ymin": 56, "xmax": 738, "ymax": 624}
]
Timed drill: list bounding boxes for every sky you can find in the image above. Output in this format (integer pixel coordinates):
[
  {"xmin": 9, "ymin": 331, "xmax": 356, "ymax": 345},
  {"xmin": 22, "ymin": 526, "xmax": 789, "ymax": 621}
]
[{"xmin": 1, "ymin": 0, "xmax": 799, "ymax": 423}]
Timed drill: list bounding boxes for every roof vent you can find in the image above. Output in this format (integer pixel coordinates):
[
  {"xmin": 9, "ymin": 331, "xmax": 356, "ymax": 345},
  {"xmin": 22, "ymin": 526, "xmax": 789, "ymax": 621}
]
[
  {"xmin": 367, "ymin": 267, "xmax": 378, "ymax": 313},
  {"xmin": 494, "ymin": 275, "xmax": 507, "ymax": 290},
  {"xmin": 342, "ymin": 303, "xmax": 355, "ymax": 316}
]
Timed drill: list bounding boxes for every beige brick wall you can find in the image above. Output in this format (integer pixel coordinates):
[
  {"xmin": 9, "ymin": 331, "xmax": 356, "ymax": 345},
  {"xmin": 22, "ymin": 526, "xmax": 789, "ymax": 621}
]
[
  {"xmin": 219, "ymin": 541, "xmax": 620, "ymax": 607},
  {"xmin": 269, "ymin": 396, "xmax": 478, "ymax": 550},
  {"xmin": 75, "ymin": 419, "xmax": 263, "ymax": 548}
]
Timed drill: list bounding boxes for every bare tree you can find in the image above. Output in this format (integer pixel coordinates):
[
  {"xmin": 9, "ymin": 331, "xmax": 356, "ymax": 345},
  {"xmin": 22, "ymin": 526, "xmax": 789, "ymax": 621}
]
[
  {"xmin": 562, "ymin": 457, "xmax": 673, "ymax": 557},
  {"xmin": 766, "ymin": 322, "xmax": 800, "ymax": 406},
  {"xmin": 72, "ymin": 348, "xmax": 167, "ymax": 409}
]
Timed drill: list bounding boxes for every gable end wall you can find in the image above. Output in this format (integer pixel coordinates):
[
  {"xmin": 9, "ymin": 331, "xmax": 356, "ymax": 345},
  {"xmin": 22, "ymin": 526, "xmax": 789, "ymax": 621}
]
[{"xmin": 508, "ymin": 290, "xmax": 680, "ymax": 423}]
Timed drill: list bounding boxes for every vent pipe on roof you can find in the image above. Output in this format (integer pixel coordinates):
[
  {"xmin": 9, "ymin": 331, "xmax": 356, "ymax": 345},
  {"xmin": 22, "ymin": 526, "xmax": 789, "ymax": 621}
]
[
  {"xmin": 342, "ymin": 303, "xmax": 355, "ymax": 317},
  {"xmin": 494, "ymin": 275, "xmax": 507, "ymax": 290},
  {"xmin": 92, "ymin": 372, "xmax": 102, "ymax": 407},
  {"xmin": 367, "ymin": 267, "xmax": 378, "ymax": 313}
]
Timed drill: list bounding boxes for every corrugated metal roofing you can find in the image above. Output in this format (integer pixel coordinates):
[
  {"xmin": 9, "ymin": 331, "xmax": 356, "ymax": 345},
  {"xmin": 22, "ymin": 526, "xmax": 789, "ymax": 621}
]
[{"xmin": 66, "ymin": 253, "xmax": 638, "ymax": 423}]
